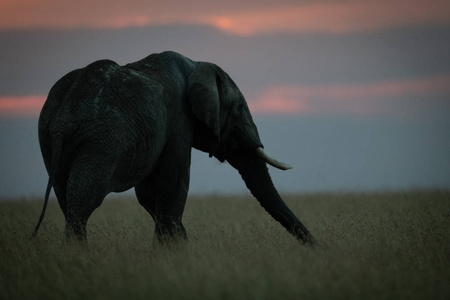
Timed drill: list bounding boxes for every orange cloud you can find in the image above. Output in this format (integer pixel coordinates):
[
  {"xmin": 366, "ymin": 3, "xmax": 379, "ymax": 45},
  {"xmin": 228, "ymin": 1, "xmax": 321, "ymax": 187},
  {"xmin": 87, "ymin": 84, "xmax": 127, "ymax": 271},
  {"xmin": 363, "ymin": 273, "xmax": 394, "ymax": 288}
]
[
  {"xmin": 247, "ymin": 94, "xmax": 307, "ymax": 115},
  {"xmin": 0, "ymin": 96, "xmax": 45, "ymax": 117},
  {"xmin": 1, "ymin": 0, "xmax": 449, "ymax": 34},
  {"xmin": 248, "ymin": 75, "xmax": 450, "ymax": 116},
  {"xmin": 2, "ymin": 75, "xmax": 449, "ymax": 118},
  {"xmin": 209, "ymin": 0, "xmax": 450, "ymax": 35}
]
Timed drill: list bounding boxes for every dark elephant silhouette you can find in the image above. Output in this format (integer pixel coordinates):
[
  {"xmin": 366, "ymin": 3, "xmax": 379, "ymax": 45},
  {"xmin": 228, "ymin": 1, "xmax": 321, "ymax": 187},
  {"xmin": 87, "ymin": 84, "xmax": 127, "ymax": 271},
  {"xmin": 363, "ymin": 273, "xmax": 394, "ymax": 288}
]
[{"xmin": 34, "ymin": 51, "xmax": 315, "ymax": 246}]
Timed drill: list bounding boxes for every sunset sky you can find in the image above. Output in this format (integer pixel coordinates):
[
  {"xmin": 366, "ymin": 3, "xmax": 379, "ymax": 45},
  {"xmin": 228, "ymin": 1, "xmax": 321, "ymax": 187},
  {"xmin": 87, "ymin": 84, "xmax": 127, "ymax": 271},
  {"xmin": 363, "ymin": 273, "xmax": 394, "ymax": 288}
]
[{"xmin": 1, "ymin": 0, "xmax": 450, "ymax": 198}]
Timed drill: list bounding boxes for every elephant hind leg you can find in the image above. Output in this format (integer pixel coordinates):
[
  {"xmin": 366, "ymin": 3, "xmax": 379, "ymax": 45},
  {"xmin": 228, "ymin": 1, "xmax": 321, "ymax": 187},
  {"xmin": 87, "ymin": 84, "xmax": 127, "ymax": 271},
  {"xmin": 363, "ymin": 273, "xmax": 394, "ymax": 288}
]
[
  {"xmin": 52, "ymin": 176, "xmax": 69, "ymax": 219},
  {"xmin": 64, "ymin": 208, "xmax": 88, "ymax": 241},
  {"xmin": 64, "ymin": 161, "xmax": 110, "ymax": 241}
]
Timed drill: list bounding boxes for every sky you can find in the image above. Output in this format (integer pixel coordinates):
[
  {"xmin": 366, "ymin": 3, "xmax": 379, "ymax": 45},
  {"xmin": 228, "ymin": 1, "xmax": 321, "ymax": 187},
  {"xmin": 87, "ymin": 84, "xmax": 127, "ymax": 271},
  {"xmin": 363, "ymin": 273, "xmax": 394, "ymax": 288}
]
[{"xmin": 1, "ymin": 0, "xmax": 450, "ymax": 199}]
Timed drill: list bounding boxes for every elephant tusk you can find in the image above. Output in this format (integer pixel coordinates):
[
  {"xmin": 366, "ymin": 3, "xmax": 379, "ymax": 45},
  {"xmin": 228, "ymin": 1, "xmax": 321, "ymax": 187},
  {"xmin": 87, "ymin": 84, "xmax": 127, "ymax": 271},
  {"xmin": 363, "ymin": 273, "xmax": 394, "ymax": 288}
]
[{"xmin": 256, "ymin": 147, "xmax": 293, "ymax": 170}]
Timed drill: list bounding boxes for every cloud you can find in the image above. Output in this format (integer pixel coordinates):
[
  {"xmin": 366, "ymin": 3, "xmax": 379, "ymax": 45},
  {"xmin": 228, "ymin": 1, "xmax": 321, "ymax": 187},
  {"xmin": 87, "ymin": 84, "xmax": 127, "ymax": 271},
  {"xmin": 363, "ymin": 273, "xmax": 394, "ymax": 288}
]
[
  {"xmin": 1, "ymin": 0, "xmax": 449, "ymax": 35},
  {"xmin": 209, "ymin": 0, "xmax": 450, "ymax": 35},
  {"xmin": 248, "ymin": 75, "xmax": 450, "ymax": 117},
  {"xmin": 2, "ymin": 75, "xmax": 449, "ymax": 119},
  {"xmin": 0, "ymin": 96, "xmax": 45, "ymax": 117}
]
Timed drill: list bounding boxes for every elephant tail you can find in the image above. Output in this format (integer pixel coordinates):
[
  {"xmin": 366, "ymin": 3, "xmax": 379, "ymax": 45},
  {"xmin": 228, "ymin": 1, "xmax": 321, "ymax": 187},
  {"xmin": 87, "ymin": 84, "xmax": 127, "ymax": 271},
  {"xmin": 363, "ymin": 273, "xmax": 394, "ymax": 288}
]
[
  {"xmin": 32, "ymin": 137, "xmax": 63, "ymax": 237},
  {"xmin": 32, "ymin": 178, "xmax": 52, "ymax": 237}
]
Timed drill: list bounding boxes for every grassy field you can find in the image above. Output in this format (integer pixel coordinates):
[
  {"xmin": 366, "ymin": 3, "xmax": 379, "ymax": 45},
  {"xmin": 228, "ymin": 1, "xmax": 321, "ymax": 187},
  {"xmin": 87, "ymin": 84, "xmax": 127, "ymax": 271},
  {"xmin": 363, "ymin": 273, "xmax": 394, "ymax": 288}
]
[{"xmin": 1, "ymin": 191, "xmax": 449, "ymax": 300}]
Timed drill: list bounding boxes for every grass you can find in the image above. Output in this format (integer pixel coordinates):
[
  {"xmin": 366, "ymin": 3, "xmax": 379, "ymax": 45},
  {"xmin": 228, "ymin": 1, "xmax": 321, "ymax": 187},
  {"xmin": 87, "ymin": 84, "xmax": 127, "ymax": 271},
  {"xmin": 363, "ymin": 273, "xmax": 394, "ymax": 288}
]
[{"xmin": 1, "ymin": 191, "xmax": 449, "ymax": 300}]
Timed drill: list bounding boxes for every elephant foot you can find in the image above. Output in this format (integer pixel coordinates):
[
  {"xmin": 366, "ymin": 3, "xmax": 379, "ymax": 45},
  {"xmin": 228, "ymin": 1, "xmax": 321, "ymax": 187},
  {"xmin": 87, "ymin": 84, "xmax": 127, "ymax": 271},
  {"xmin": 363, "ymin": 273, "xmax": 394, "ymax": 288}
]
[
  {"xmin": 153, "ymin": 222, "xmax": 188, "ymax": 249},
  {"xmin": 64, "ymin": 218, "xmax": 88, "ymax": 243},
  {"xmin": 304, "ymin": 235, "xmax": 318, "ymax": 249}
]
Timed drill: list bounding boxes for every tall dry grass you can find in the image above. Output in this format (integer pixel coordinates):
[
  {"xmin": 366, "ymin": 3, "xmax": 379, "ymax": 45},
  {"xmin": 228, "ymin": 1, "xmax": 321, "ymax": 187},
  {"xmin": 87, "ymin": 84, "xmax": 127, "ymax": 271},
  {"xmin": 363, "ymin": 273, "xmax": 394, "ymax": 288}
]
[{"xmin": 1, "ymin": 191, "xmax": 449, "ymax": 300}]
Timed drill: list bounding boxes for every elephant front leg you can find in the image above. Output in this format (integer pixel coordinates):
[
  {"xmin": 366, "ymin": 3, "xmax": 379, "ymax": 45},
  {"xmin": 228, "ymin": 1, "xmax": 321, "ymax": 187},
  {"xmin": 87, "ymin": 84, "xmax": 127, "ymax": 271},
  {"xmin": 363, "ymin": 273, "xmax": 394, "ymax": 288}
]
[
  {"xmin": 135, "ymin": 148, "xmax": 191, "ymax": 246},
  {"xmin": 153, "ymin": 158, "xmax": 190, "ymax": 246}
]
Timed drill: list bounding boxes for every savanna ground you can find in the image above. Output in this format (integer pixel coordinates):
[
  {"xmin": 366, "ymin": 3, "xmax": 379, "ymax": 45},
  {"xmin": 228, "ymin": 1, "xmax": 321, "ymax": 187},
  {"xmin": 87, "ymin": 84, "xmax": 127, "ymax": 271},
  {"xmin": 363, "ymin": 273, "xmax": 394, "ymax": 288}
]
[{"xmin": 0, "ymin": 191, "xmax": 449, "ymax": 300}]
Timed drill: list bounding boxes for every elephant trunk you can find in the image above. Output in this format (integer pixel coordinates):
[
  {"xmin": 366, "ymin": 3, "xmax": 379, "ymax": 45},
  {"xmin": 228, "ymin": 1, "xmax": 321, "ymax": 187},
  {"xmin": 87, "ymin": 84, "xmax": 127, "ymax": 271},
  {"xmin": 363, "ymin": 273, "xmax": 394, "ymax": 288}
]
[{"xmin": 227, "ymin": 152, "xmax": 315, "ymax": 246}]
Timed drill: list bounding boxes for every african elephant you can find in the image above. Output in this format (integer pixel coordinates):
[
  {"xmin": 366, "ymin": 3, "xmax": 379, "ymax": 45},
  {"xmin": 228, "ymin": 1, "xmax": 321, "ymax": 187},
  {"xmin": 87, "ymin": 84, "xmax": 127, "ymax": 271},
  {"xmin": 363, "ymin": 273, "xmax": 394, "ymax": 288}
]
[{"xmin": 34, "ymin": 51, "xmax": 315, "ymax": 246}]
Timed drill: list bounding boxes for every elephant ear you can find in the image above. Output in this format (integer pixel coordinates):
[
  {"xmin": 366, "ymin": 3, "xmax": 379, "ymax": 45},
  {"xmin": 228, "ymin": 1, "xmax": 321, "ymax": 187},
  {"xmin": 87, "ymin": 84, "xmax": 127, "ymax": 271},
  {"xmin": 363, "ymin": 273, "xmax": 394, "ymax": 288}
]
[{"xmin": 187, "ymin": 62, "xmax": 221, "ymax": 139}]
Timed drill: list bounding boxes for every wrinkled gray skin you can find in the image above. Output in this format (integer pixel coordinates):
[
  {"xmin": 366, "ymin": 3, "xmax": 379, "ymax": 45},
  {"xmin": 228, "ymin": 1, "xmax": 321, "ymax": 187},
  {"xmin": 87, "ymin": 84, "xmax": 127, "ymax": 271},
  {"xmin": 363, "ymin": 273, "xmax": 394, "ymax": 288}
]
[{"xmin": 36, "ymin": 51, "xmax": 315, "ymax": 246}]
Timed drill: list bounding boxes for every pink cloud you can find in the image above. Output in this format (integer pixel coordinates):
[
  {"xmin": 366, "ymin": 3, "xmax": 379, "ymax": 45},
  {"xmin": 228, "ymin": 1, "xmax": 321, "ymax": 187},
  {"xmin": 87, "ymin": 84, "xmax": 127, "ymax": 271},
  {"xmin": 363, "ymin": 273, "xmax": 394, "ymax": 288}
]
[
  {"xmin": 0, "ymin": 96, "xmax": 45, "ymax": 117},
  {"xmin": 248, "ymin": 75, "xmax": 450, "ymax": 116},
  {"xmin": 2, "ymin": 75, "xmax": 449, "ymax": 118},
  {"xmin": 247, "ymin": 94, "xmax": 307, "ymax": 115},
  {"xmin": 210, "ymin": 0, "xmax": 450, "ymax": 35},
  {"xmin": 1, "ymin": 0, "xmax": 449, "ymax": 34}
]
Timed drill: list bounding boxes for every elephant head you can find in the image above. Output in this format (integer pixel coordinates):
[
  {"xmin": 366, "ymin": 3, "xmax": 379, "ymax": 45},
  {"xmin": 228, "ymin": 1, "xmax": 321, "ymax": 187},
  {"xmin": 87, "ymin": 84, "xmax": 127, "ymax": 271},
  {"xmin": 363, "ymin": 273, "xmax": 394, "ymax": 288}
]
[{"xmin": 188, "ymin": 63, "xmax": 315, "ymax": 245}]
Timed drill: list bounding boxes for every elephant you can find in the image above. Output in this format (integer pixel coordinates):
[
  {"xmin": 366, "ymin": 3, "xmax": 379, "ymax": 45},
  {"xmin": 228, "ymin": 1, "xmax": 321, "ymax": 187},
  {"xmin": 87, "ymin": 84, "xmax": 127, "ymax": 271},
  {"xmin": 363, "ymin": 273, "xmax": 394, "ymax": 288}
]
[{"xmin": 34, "ymin": 51, "xmax": 315, "ymax": 246}]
